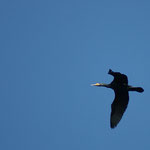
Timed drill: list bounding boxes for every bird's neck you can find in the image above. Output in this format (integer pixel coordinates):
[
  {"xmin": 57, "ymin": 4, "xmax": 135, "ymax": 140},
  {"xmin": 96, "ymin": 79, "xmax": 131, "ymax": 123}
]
[{"xmin": 98, "ymin": 83, "xmax": 111, "ymax": 88}]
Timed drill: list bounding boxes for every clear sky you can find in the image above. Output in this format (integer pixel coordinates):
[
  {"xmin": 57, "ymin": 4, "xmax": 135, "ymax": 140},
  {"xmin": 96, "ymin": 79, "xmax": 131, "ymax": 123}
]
[{"xmin": 0, "ymin": 0, "xmax": 150, "ymax": 150}]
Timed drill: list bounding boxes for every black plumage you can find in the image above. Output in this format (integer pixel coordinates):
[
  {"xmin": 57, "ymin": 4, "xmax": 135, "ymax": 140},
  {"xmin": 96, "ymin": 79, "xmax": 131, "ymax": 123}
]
[{"xmin": 92, "ymin": 69, "xmax": 144, "ymax": 128}]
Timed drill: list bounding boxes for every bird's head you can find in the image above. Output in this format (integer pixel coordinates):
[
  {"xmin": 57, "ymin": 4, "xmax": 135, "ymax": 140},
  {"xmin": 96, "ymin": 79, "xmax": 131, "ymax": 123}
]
[
  {"xmin": 91, "ymin": 83, "xmax": 102, "ymax": 86},
  {"xmin": 91, "ymin": 83, "xmax": 111, "ymax": 88}
]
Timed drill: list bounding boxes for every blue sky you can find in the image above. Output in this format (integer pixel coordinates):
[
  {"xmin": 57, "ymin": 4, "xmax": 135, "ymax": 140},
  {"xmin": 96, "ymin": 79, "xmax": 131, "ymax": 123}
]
[{"xmin": 0, "ymin": 0, "xmax": 150, "ymax": 150}]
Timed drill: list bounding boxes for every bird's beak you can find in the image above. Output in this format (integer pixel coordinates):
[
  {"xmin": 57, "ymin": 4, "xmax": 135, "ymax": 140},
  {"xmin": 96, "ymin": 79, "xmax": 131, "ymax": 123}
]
[{"xmin": 91, "ymin": 83, "xmax": 101, "ymax": 86}]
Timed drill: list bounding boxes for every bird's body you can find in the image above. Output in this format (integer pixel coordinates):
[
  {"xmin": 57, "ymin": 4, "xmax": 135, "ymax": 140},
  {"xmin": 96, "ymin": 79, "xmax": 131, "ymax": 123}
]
[{"xmin": 92, "ymin": 69, "xmax": 144, "ymax": 129}]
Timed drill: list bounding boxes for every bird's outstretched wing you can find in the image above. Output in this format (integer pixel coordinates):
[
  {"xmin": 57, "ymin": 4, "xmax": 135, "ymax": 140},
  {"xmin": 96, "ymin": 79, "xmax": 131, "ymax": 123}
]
[
  {"xmin": 108, "ymin": 69, "xmax": 128, "ymax": 85},
  {"xmin": 110, "ymin": 90, "xmax": 129, "ymax": 128}
]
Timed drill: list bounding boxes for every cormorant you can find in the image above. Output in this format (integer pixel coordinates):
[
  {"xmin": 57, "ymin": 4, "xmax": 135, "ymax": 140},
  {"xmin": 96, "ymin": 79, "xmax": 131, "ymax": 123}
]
[{"xmin": 91, "ymin": 69, "xmax": 144, "ymax": 129}]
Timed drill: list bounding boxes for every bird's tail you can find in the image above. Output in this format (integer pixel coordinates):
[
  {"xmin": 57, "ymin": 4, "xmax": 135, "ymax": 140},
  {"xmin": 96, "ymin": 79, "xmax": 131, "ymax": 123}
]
[{"xmin": 128, "ymin": 87, "xmax": 144, "ymax": 93}]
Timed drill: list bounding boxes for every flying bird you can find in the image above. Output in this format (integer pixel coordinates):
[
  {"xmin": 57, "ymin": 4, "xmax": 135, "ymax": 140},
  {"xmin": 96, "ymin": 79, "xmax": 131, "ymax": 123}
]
[{"xmin": 91, "ymin": 69, "xmax": 144, "ymax": 129}]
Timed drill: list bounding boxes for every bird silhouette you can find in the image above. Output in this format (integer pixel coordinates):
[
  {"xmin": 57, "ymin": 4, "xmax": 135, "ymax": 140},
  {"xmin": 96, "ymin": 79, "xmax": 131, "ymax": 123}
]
[{"xmin": 91, "ymin": 69, "xmax": 144, "ymax": 128}]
